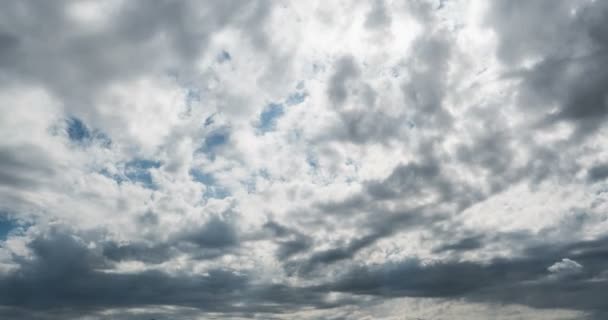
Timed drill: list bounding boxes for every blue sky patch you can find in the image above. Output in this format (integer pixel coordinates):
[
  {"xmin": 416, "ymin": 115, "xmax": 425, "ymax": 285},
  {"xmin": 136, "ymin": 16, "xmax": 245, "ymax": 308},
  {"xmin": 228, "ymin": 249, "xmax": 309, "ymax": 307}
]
[
  {"xmin": 307, "ymin": 154, "xmax": 319, "ymax": 172},
  {"xmin": 67, "ymin": 117, "xmax": 90, "ymax": 142},
  {"xmin": 196, "ymin": 128, "xmax": 231, "ymax": 160},
  {"xmin": 204, "ymin": 186, "xmax": 230, "ymax": 200},
  {"xmin": 0, "ymin": 216, "xmax": 18, "ymax": 241},
  {"xmin": 203, "ymin": 129, "xmax": 229, "ymax": 151},
  {"xmin": 258, "ymin": 103, "xmax": 284, "ymax": 133},
  {"xmin": 190, "ymin": 169, "xmax": 230, "ymax": 199},
  {"xmin": 285, "ymin": 92, "xmax": 307, "ymax": 106},
  {"xmin": 217, "ymin": 50, "xmax": 231, "ymax": 63},
  {"xmin": 123, "ymin": 159, "xmax": 162, "ymax": 189},
  {"xmin": 66, "ymin": 117, "xmax": 111, "ymax": 147},
  {"xmin": 190, "ymin": 169, "xmax": 215, "ymax": 185},
  {"xmin": 186, "ymin": 88, "xmax": 201, "ymax": 107}
]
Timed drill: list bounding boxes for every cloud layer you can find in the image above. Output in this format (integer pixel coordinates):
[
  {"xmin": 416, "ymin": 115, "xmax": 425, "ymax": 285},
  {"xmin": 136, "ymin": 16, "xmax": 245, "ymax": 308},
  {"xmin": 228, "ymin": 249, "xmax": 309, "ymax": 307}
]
[{"xmin": 1, "ymin": 0, "xmax": 608, "ymax": 319}]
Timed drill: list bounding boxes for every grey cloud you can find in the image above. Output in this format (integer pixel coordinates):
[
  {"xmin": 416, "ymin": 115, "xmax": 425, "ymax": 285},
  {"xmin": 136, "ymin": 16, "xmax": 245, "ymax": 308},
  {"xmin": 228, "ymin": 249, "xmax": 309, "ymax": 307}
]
[
  {"xmin": 135, "ymin": 210, "xmax": 159, "ymax": 226},
  {"xmin": 366, "ymin": 162, "xmax": 441, "ymax": 200},
  {"xmin": 34, "ymin": 228, "xmax": 607, "ymax": 318},
  {"xmin": 486, "ymin": 0, "xmax": 580, "ymax": 65},
  {"xmin": 276, "ymin": 237, "xmax": 312, "ymax": 261},
  {"xmin": 488, "ymin": 0, "xmax": 608, "ymax": 138},
  {"xmin": 290, "ymin": 204, "xmax": 446, "ymax": 276},
  {"xmin": 587, "ymin": 163, "xmax": 608, "ymax": 183},
  {"xmin": 306, "ymin": 119, "xmax": 581, "ymax": 276},
  {"xmin": 328, "ymin": 258, "xmax": 531, "ymax": 298},
  {"xmin": 0, "ymin": 0, "xmax": 273, "ymax": 121},
  {"xmin": 0, "ymin": 32, "xmax": 19, "ymax": 66},
  {"xmin": 455, "ymin": 132, "xmax": 513, "ymax": 178},
  {"xmin": 326, "ymin": 236, "xmax": 608, "ymax": 317},
  {"xmin": 263, "ymin": 221, "xmax": 293, "ymax": 238},
  {"xmin": 522, "ymin": 53, "xmax": 608, "ymax": 138},
  {"xmin": 327, "ymin": 56, "xmax": 360, "ymax": 106},
  {"xmin": 102, "ymin": 242, "xmax": 174, "ymax": 265},
  {"xmin": 433, "ymin": 235, "xmax": 484, "ymax": 253},
  {"xmin": 0, "ymin": 229, "xmax": 335, "ymax": 318},
  {"xmin": 302, "ymin": 159, "xmax": 462, "ymax": 273},
  {"xmin": 365, "ymin": 0, "xmax": 392, "ymax": 29},
  {"xmin": 288, "ymin": 232, "xmax": 385, "ymax": 275},
  {"xmin": 263, "ymin": 221, "xmax": 313, "ymax": 260},
  {"xmin": 103, "ymin": 215, "xmax": 240, "ymax": 264},
  {"xmin": 182, "ymin": 215, "xmax": 239, "ymax": 248},
  {"xmin": 326, "ymin": 32, "xmax": 454, "ymax": 145},
  {"xmin": 400, "ymin": 20, "xmax": 453, "ymax": 129},
  {"xmin": 0, "ymin": 145, "xmax": 55, "ymax": 189},
  {"xmin": 333, "ymin": 109, "xmax": 406, "ymax": 145},
  {"xmin": 3, "ymin": 0, "xmax": 608, "ymax": 319},
  {"xmin": 316, "ymin": 194, "xmax": 368, "ymax": 217}
]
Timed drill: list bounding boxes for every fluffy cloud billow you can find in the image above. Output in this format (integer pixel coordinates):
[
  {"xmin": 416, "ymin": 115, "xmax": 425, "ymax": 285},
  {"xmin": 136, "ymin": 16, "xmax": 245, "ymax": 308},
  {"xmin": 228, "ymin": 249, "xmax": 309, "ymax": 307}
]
[{"xmin": 1, "ymin": 0, "xmax": 608, "ymax": 319}]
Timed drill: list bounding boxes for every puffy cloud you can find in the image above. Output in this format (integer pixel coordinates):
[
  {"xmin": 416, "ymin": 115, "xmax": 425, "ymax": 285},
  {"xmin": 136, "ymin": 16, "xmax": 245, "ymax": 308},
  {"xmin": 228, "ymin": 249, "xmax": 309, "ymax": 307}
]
[{"xmin": 548, "ymin": 258, "xmax": 583, "ymax": 276}]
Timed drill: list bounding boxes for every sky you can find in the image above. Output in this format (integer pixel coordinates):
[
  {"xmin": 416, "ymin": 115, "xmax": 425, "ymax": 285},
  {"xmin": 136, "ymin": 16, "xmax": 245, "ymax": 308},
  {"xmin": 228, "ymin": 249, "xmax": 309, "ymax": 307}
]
[{"xmin": 1, "ymin": 0, "xmax": 608, "ymax": 319}]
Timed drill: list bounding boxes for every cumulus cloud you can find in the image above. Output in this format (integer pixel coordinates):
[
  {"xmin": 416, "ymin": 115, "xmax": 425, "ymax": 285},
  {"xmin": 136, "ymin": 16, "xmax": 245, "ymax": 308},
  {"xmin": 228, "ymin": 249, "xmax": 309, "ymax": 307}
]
[
  {"xmin": 548, "ymin": 258, "xmax": 583, "ymax": 275},
  {"xmin": 1, "ymin": 0, "xmax": 608, "ymax": 319}
]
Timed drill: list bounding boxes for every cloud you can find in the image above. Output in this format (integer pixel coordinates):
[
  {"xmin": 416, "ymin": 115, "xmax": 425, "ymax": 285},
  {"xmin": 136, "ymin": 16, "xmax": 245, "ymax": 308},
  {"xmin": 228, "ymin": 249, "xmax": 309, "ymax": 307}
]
[
  {"xmin": 0, "ymin": 228, "xmax": 338, "ymax": 317},
  {"xmin": 327, "ymin": 56, "xmax": 360, "ymax": 106},
  {"xmin": 487, "ymin": 0, "xmax": 608, "ymax": 139},
  {"xmin": 548, "ymin": 258, "xmax": 583, "ymax": 275},
  {"xmin": 0, "ymin": 145, "xmax": 55, "ymax": 189},
  {"xmin": 1, "ymin": 0, "xmax": 608, "ymax": 319},
  {"xmin": 325, "ymin": 237, "xmax": 608, "ymax": 317},
  {"xmin": 365, "ymin": 0, "xmax": 392, "ymax": 30},
  {"xmin": 587, "ymin": 163, "xmax": 608, "ymax": 183}
]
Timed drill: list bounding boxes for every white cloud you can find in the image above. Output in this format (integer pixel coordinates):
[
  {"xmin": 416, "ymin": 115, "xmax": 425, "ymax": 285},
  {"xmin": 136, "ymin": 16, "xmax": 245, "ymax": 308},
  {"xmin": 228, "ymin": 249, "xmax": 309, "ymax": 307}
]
[{"xmin": 548, "ymin": 258, "xmax": 583, "ymax": 275}]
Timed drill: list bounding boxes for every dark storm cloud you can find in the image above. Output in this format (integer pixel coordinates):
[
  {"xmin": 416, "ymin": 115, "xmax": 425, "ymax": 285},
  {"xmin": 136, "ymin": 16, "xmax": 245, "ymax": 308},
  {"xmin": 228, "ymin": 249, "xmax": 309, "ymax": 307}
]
[
  {"xmin": 299, "ymin": 160, "xmax": 456, "ymax": 274},
  {"xmin": 182, "ymin": 215, "xmax": 239, "ymax": 248},
  {"xmin": 325, "ymin": 235, "xmax": 608, "ymax": 317},
  {"xmin": 103, "ymin": 215, "xmax": 240, "ymax": 264},
  {"xmin": 275, "ymin": 237, "xmax": 312, "ymax": 261},
  {"xmin": 102, "ymin": 242, "xmax": 174, "ymax": 264},
  {"xmin": 286, "ymin": 232, "xmax": 385, "ymax": 275},
  {"xmin": 303, "ymin": 147, "xmax": 487, "ymax": 272},
  {"xmin": 5, "ymin": 229, "xmax": 608, "ymax": 319},
  {"xmin": 432, "ymin": 235, "xmax": 484, "ymax": 253},
  {"xmin": 263, "ymin": 221, "xmax": 313, "ymax": 260},
  {"xmin": 487, "ymin": 0, "xmax": 608, "ymax": 139},
  {"xmin": 289, "ymin": 202, "xmax": 448, "ymax": 276},
  {"xmin": 587, "ymin": 163, "xmax": 608, "ymax": 183},
  {"xmin": 0, "ymin": 32, "xmax": 19, "ymax": 64},
  {"xmin": 304, "ymin": 117, "xmax": 580, "ymax": 276},
  {"xmin": 0, "ymin": 229, "xmax": 337, "ymax": 319},
  {"xmin": 2, "ymin": 239, "xmax": 246, "ymax": 311}
]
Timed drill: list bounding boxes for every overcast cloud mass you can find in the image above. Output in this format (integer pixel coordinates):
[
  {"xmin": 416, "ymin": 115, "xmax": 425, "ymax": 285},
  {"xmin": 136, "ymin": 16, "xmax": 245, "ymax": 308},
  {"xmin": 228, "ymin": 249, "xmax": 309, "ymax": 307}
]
[{"xmin": 1, "ymin": 0, "xmax": 608, "ymax": 319}]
